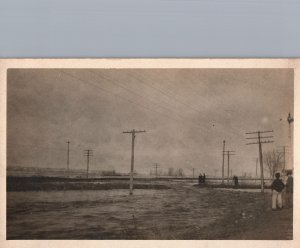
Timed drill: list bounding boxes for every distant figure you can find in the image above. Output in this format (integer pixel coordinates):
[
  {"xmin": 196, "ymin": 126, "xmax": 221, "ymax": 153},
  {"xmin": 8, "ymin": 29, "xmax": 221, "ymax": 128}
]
[
  {"xmin": 285, "ymin": 172, "xmax": 293, "ymax": 208},
  {"xmin": 271, "ymin": 172, "xmax": 285, "ymax": 211},
  {"xmin": 198, "ymin": 174, "xmax": 202, "ymax": 185},
  {"xmin": 203, "ymin": 173, "xmax": 206, "ymax": 184},
  {"xmin": 233, "ymin": 176, "xmax": 239, "ymax": 187}
]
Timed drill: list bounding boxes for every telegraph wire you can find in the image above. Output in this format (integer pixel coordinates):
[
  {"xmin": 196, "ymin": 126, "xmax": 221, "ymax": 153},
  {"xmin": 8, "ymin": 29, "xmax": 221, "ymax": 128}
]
[{"xmin": 60, "ymin": 70, "xmax": 210, "ymax": 132}]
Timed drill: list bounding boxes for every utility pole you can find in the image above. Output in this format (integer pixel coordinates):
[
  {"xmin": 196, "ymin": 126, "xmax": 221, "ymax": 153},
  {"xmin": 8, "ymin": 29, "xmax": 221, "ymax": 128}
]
[
  {"xmin": 84, "ymin": 149, "xmax": 93, "ymax": 179},
  {"xmin": 123, "ymin": 129, "xmax": 146, "ymax": 195},
  {"xmin": 153, "ymin": 163, "xmax": 160, "ymax": 178},
  {"xmin": 287, "ymin": 112, "xmax": 294, "ymax": 138},
  {"xmin": 246, "ymin": 130, "xmax": 274, "ymax": 192},
  {"xmin": 255, "ymin": 157, "xmax": 258, "ymax": 183},
  {"xmin": 225, "ymin": 150, "xmax": 235, "ymax": 184},
  {"xmin": 278, "ymin": 146, "xmax": 288, "ymax": 172},
  {"xmin": 66, "ymin": 141, "xmax": 70, "ymax": 177},
  {"xmin": 287, "ymin": 112, "xmax": 294, "ymax": 170},
  {"xmin": 222, "ymin": 140, "xmax": 226, "ymax": 184}
]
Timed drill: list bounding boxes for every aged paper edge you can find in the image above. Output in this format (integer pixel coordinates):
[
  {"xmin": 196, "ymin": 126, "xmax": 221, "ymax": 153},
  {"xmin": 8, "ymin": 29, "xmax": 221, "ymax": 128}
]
[{"xmin": 0, "ymin": 58, "xmax": 299, "ymax": 248}]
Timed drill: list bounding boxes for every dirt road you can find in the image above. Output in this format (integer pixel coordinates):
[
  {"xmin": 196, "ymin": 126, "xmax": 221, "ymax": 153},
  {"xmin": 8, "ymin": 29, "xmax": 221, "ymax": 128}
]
[{"xmin": 7, "ymin": 182, "xmax": 293, "ymax": 239}]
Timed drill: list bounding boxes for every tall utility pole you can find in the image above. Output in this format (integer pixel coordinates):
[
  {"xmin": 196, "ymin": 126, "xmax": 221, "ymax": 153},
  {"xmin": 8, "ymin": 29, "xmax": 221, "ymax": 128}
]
[
  {"xmin": 153, "ymin": 163, "xmax": 160, "ymax": 178},
  {"xmin": 287, "ymin": 112, "xmax": 294, "ymax": 170},
  {"xmin": 255, "ymin": 157, "xmax": 258, "ymax": 183},
  {"xmin": 287, "ymin": 112, "xmax": 294, "ymax": 138},
  {"xmin": 225, "ymin": 150, "xmax": 235, "ymax": 184},
  {"xmin": 246, "ymin": 130, "xmax": 274, "ymax": 192},
  {"xmin": 278, "ymin": 146, "xmax": 288, "ymax": 171},
  {"xmin": 66, "ymin": 141, "xmax": 70, "ymax": 176},
  {"xmin": 222, "ymin": 140, "xmax": 226, "ymax": 184},
  {"xmin": 84, "ymin": 149, "xmax": 93, "ymax": 179},
  {"xmin": 123, "ymin": 129, "xmax": 146, "ymax": 195}
]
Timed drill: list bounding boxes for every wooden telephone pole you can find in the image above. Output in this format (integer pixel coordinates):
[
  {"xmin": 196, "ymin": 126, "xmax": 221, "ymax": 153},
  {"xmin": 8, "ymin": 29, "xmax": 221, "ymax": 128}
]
[
  {"xmin": 222, "ymin": 140, "xmax": 226, "ymax": 184},
  {"xmin": 278, "ymin": 146, "xmax": 288, "ymax": 171},
  {"xmin": 255, "ymin": 157, "xmax": 258, "ymax": 183},
  {"xmin": 287, "ymin": 112, "xmax": 294, "ymax": 170},
  {"xmin": 66, "ymin": 141, "xmax": 70, "ymax": 177},
  {"xmin": 84, "ymin": 149, "xmax": 93, "ymax": 179},
  {"xmin": 225, "ymin": 150, "xmax": 235, "ymax": 184},
  {"xmin": 123, "ymin": 129, "xmax": 146, "ymax": 195},
  {"xmin": 153, "ymin": 163, "xmax": 160, "ymax": 178},
  {"xmin": 246, "ymin": 130, "xmax": 274, "ymax": 192}
]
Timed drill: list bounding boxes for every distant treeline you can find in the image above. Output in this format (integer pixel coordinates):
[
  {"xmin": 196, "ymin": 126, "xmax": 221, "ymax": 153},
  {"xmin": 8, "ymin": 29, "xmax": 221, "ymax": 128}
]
[
  {"xmin": 6, "ymin": 176, "xmax": 170, "ymax": 192},
  {"xmin": 7, "ymin": 166, "xmax": 127, "ymax": 178}
]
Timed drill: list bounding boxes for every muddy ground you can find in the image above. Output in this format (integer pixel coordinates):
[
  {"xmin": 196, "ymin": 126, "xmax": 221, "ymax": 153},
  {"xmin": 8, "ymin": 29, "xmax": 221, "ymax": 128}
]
[{"xmin": 6, "ymin": 181, "xmax": 292, "ymax": 240}]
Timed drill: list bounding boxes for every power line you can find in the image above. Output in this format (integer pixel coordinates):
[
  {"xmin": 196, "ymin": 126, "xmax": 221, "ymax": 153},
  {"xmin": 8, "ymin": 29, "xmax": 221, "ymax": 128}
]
[
  {"xmin": 123, "ymin": 129, "xmax": 146, "ymax": 195},
  {"xmin": 60, "ymin": 70, "xmax": 240, "ymax": 141},
  {"xmin": 60, "ymin": 70, "xmax": 209, "ymax": 132},
  {"xmin": 9, "ymin": 143, "xmax": 76, "ymax": 152},
  {"xmin": 121, "ymin": 71, "xmax": 208, "ymax": 114},
  {"xmin": 96, "ymin": 70, "xmax": 242, "ymax": 137},
  {"xmin": 246, "ymin": 130, "xmax": 274, "ymax": 192},
  {"xmin": 131, "ymin": 74, "xmax": 207, "ymax": 117},
  {"xmin": 90, "ymin": 71, "xmax": 181, "ymax": 115},
  {"xmin": 89, "ymin": 70, "xmax": 212, "ymax": 131}
]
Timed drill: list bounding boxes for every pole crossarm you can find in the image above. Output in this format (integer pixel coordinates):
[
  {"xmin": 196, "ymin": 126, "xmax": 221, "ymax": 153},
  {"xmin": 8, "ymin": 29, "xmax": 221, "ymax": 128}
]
[
  {"xmin": 246, "ymin": 136, "xmax": 274, "ymax": 139},
  {"xmin": 260, "ymin": 141, "xmax": 274, "ymax": 144},
  {"xmin": 246, "ymin": 142, "xmax": 259, "ymax": 145},
  {"xmin": 223, "ymin": 151, "xmax": 235, "ymax": 154},
  {"xmin": 245, "ymin": 130, "xmax": 273, "ymax": 135},
  {"xmin": 246, "ymin": 140, "xmax": 273, "ymax": 145},
  {"xmin": 123, "ymin": 130, "xmax": 146, "ymax": 134}
]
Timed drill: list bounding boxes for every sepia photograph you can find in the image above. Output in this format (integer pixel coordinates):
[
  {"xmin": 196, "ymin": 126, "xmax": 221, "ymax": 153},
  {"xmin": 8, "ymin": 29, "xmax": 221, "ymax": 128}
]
[{"xmin": 1, "ymin": 60, "xmax": 297, "ymax": 242}]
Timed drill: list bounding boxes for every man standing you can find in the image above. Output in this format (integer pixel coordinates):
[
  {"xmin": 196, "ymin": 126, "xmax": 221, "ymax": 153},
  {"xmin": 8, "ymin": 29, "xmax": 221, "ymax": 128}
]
[
  {"xmin": 271, "ymin": 172, "xmax": 285, "ymax": 211},
  {"xmin": 271, "ymin": 173, "xmax": 284, "ymax": 210},
  {"xmin": 285, "ymin": 171, "xmax": 293, "ymax": 208},
  {"xmin": 198, "ymin": 174, "xmax": 203, "ymax": 185},
  {"xmin": 233, "ymin": 176, "xmax": 239, "ymax": 187}
]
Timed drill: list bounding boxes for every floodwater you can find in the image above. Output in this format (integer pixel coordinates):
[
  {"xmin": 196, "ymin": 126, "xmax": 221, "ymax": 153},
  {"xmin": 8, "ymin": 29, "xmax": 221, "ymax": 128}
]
[
  {"xmin": 219, "ymin": 188, "xmax": 272, "ymax": 193},
  {"xmin": 7, "ymin": 183, "xmax": 270, "ymax": 239}
]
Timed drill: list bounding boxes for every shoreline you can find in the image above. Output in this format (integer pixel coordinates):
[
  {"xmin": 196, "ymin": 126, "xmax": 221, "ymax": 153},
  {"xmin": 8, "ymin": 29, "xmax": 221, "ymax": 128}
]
[{"xmin": 7, "ymin": 176, "xmax": 270, "ymax": 192}]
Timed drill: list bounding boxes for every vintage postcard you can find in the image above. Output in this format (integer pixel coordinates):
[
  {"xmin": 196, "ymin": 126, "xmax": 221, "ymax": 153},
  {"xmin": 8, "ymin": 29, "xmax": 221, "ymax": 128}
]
[{"xmin": 0, "ymin": 59, "xmax": 299, "ymax": 247}]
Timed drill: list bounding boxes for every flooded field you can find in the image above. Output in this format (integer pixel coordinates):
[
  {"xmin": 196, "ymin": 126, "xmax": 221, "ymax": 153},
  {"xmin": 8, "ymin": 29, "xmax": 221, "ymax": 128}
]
[{"xmin": 6, "ymin": 181, "xmax": 291, "ymax": 240}]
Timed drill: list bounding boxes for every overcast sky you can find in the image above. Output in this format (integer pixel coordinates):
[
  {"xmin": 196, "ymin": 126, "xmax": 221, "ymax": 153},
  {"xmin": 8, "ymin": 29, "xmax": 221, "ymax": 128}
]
[{"xmin": 7, "ymin": 69, "xmax": 294, "ymax": 176}]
